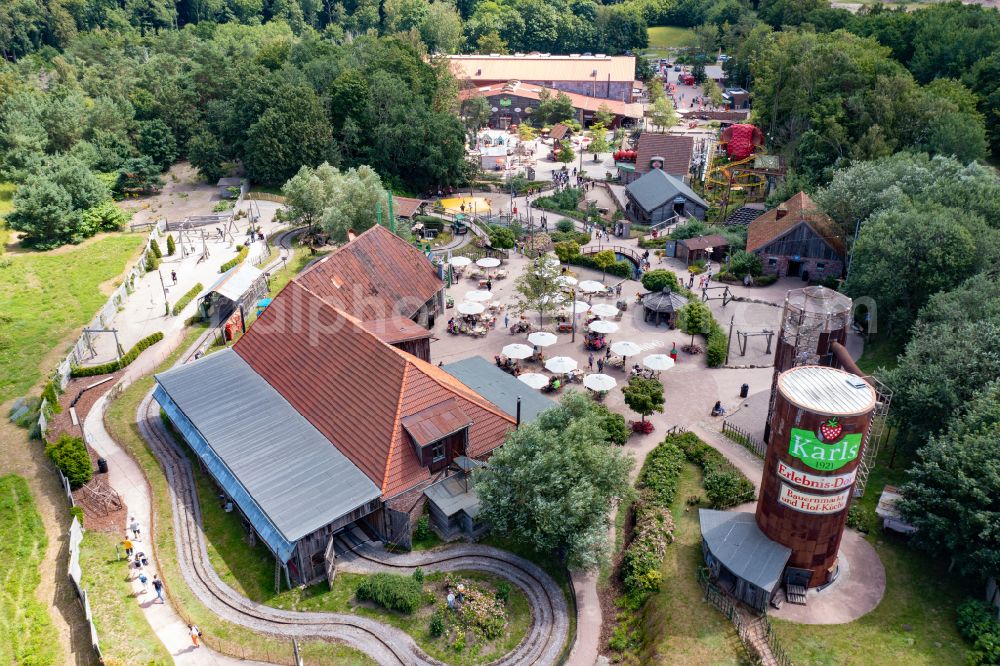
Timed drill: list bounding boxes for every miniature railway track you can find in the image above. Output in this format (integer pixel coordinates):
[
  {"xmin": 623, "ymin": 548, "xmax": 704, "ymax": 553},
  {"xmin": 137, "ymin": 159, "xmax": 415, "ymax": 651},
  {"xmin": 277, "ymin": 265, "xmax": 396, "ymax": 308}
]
[{"xmin": 137, "ymin": 390, "xmax": 569, "ymax": 665}]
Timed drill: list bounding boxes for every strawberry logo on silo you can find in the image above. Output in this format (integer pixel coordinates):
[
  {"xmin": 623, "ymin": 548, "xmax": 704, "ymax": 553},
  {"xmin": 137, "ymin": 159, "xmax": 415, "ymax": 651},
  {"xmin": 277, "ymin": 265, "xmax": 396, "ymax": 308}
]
[{"xmin": 818, "ymin": 418, "xmax": 843, "ymax": 443}]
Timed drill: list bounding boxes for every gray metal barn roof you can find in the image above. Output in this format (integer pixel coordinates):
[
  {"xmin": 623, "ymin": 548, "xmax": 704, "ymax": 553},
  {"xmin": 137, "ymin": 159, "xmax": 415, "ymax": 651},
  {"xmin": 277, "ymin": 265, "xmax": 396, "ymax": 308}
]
[
  {"xmin": 205, "ymin": 263, "xmax": 265, "ymax": 303},
  {"xmin": 625, "ymin": 168, "xmax": 708, "ymax": 213},
  {"xmin": 155, "ymin": 349, "xmax": 380, "ymax": 550},
  {"xmin": 442, "ymin": 356, "xmax": 557, "ymax": 424},
  {"xmin": 700, "ymin": 509, "xmax": 791, "ymax": 592}
]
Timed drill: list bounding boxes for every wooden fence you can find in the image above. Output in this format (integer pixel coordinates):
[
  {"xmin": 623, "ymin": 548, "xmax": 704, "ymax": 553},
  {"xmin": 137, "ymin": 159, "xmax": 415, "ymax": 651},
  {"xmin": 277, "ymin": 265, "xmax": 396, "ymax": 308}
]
[
  {"xmin": 698, "ymin": 568, "xmax": 793, "ymax": 666},
  {"xmin": 721, "ymin": 419, "xmax": 767, "ymax": 458}
]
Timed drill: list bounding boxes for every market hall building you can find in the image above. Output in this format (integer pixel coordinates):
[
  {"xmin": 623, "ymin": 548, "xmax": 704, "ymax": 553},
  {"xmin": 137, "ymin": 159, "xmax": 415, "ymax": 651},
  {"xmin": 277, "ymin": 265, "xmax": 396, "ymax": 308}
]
[
  {"xmin": 153, "ymin": 228, "xmax": 544, "ymax": 587},
  {"xmin": 448, "ymin": 53, "xmax": 637, "ymax": 101}
]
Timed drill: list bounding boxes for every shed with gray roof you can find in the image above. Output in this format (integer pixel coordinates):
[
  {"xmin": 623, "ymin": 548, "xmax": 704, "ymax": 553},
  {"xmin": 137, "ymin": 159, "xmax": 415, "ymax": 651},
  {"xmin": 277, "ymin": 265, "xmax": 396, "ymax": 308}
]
[
  {"xmin": 624, "ymin": 168, "xmax": 708, "ymax": 226},
  {"xmin": 700, "ymin": 509, "xmax": 792, "ymax": 612}
]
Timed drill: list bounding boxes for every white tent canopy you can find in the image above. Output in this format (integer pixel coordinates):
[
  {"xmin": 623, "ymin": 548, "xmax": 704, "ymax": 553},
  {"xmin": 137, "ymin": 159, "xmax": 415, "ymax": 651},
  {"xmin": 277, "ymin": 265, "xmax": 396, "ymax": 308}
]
[
  {"xmin": 545, "ymin": 356, "xmax": 578, "ymax": 374},
  {"xmin": 502, "ymin": 343, "xmax": 534, "ymax": 359},
  {"xmin": 583, "ymin": 373, "xmax": 617, "ymax": 392},
  {"xmin": 518, "ymin": 373, "xmax": 549, "ymax": 389},
  {"xmin": 456, "ymin": 301, "xmax": 486, "ymax": 315},
  {"xmin": 527, "ymin": 331, "xmax": 558, "ymax": 347},
  {"xmin": 611, "ymin": 341, "xmax": 642, "ymax": 357}
]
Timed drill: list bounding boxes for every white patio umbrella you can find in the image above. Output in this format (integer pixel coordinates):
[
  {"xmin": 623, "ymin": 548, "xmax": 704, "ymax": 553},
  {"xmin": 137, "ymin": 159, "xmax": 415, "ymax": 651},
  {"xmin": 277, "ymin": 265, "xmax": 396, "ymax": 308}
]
[
  {"xmin": 564, "ymin": 301, "xmax": 591, "ymax": 314},
  {"xmin": 588, "ymin": 319, "xmax": 618, "ymax": 334},
  {"xmin": 590, "ymin": 303, "xmax": 620, "ymax": 318},
  {"xmin": 465, "ymin": 289, "xmax": 493, "ymax": 302},
  {"xmin": 456, "ymin": 301, "xmax": 485, "ymax": 315},
  {"xmin": 527, "ymin": 331, "xmax": 558, "ymax": 347},
  {"xmin": 518, "ymin": 373, "xmax": 549, "ymax": 389},
  {"xmin": 502, "ymin": 343, "xmax": 534, "ymax": 359},
  {"xmin": 477, "ymin": 257, "xmax": 501, "ymax": 268},
  {"xmin": 578, "ymin": 280, "xmax": 606, "ymax": 293},
  {"xmin": 583, "ymin": 373, "xmax": 617, "ymax": 392},
  {"xmin": 611, "ymin": 341, "xmax": 642, "ymax": 358},
  {"xmin": 643, "ymin": 354, "xmax": 676, "ymax": 372},
  {"xmin": 556, "ymin": 275, "xmax": 578, "ymax": 287},
  {"xmin": 540, "ymin": 293, "xmax": 566, "ymax": 306},
  {"xmin": 545, "ymin": 356, "xmax": 578, "ymax": 374},
  {"xmin": 449, "ymin": 256, "xmax": 472, "ymax": 267}
]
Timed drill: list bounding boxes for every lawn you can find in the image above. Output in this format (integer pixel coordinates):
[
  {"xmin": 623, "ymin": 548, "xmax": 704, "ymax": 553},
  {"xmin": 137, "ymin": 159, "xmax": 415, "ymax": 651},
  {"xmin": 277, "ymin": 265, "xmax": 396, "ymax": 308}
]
[
  {"xmin": 78, "ymin": 529, "xmax": 172, "ymax": 665},
  {"xmin": 104, "ymin": 324, "xmax": 374, "ymax": 665},
  {"xmin": 0, "ymin": 233, "xmax": 146, "ymax": 402},
  {"xmin": 0, "ymin": 474, "xmax": 60, "ymax": 666},
  {"xmin": 855, "ymin": 335, "xmax": 903, "ymax": 375},
  {"xmin": 0, "ymin": 182, "xmax": 13, "ymax": 249},
  {"xmin": 645, "ymin": 26, "xmax": 699, "ymax": 51},
  {"xmin": 642, "ymin": 464, "xmax": 748, "ymax": 665}
]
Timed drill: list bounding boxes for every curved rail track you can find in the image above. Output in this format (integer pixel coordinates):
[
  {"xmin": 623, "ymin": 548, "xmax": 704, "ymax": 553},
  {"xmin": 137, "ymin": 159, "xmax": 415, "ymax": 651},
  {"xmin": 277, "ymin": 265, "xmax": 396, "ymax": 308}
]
[{"xmin": 137, "ymin": 378, "xmax": 569, "ymax": 665}]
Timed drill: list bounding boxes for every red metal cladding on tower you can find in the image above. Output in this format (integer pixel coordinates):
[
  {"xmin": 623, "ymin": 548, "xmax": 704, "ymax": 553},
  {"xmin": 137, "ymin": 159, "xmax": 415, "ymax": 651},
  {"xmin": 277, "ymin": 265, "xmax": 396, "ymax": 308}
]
[{"xmin": 755, "ymin": 365, "xmax": 876, "ymax": 588}]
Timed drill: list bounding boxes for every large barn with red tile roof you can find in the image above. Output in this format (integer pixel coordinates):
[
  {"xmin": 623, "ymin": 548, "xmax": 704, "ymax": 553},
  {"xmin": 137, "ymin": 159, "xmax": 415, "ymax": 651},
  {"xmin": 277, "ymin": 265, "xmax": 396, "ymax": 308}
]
[
  {"xmin": 746, "ymin": 192, "xmax": 845, "ymax": 281},
  {"xmin": 152, "ymin": 228, "xmax": 542, "ymax": 586}
]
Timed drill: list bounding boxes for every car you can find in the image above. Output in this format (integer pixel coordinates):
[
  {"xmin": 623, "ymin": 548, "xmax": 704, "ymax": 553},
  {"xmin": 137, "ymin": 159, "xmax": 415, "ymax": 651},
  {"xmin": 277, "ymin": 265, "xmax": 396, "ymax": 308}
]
[
  {"xmin": 673, "ymin": 64, "xmax": 681, "ymax": 72},
  {"xmin": 719, "ymin": 54, "xmax": 731, "ymax": 62}
]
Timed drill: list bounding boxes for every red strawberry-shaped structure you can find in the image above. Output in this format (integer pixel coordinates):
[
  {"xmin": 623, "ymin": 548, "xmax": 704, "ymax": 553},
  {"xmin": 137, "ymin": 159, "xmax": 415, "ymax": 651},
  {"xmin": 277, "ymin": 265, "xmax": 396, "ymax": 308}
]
[{"xmin": 819, "ymin": 417, "xmax": 843, "ymax": 442}]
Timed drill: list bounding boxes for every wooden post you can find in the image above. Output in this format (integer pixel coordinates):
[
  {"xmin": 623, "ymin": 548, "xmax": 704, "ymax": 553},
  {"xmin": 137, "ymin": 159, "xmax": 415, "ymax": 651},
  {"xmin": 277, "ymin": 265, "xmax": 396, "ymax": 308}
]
[{"xmin": 725, "ymin": 315, "xmax": 734, "ymax": 365}]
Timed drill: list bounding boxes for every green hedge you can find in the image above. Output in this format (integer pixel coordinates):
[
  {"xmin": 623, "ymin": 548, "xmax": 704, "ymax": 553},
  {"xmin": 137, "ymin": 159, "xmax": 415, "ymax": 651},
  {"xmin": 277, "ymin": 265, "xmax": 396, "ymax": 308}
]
[
  {"xmin": 46, "ymin": 434, "xmax": 92, "ymax": 489},
  {"xmin": 219, "ymin": 244, "xmax": 248, "ymax": 273},
  {"xmin": 621, "ymin": 439, "xmax": 685, "ymax": 597},
  {"xmin": 566, "ymin": 253, "xmax": 632, "ymax": 278},
  {"xmin": 669, "ymin": 432, "xmax": 755, "ymax": 509},
  {"xmin": 70, "ymin": 331, "xmax": 164, "ymax": 378},
  {"xmin": 706, "ymin": 320, "xmax": 728, "ymax": 368},
  {"xmin": 636, "ymin": 440, "xmax": 685, "ymax": 507},
  {"xmin": 171, "ymin": 282, "xmax": 203, "ymax": 316},
  {"xmin": 355, "ymin": 573, "xmax": 423, "ymax": 614},
  {"xmin": 550, "ymin": 229, "xmax": 592, "ymax": 245}
]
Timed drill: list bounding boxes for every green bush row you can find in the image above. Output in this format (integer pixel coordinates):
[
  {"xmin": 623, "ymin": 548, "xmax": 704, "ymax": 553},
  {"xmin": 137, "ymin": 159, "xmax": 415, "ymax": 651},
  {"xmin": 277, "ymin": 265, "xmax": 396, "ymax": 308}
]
[
  {"xmin": 956, "ymin": 598, "xmax": 1000, "ymax": 666},
  {"xmin": 706, "ymin": 319, "xmax": 728, "ymax": 368},
  {"xmin": 70, "ymin": 331, "xmax": 164, "ymax": 378},
  {"xmin": 636, "ymin": 440, "xmax": 685, "ymax": 508},
  {"xmin": 669, "ymin": 432, "xmax": 756, "ymax": 509},
  {"xmin": 354, "ymin": 573, "xmax": 423, "ymax": 614},
  {"xmin": 550, "ymin": 229, "xmax": 591, "ymax": 246},
  {"xmin": 171, "ymin": 282, "xmax": 203, "ymax": 316},
  {"xmin": 621, "ymin": 500, "xmax": 675, "ymax": 596},
  {"xmin": 219, "ymin": 244, "xmax": 248, "ymax": 273},
  {"xmin": 46, "ymin": 434, "xmax": 93, "ymax": 489}
]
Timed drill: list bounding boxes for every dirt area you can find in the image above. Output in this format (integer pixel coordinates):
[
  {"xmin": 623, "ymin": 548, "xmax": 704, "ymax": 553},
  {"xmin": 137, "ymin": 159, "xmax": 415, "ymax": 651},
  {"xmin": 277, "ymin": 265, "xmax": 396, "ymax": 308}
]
[{"xmin": 120, "ymin": 161, "xmax": 229, "ymax": 227}]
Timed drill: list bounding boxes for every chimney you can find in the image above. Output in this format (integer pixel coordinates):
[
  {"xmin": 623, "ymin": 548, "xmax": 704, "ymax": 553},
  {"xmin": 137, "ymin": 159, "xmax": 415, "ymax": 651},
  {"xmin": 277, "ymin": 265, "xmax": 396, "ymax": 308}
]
[
  {"xmin": 347, "ymin": 229, "xmax": 357, "ymax": 241},
  {"xmin": 775, "ymin": 206, "xmax": 788, "ymax": 220}
]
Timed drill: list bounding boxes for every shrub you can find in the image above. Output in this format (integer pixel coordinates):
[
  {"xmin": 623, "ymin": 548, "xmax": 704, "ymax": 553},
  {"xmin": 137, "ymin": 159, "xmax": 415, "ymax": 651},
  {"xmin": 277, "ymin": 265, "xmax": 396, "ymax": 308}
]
[
  {"xmin": 412, "ymin": 567, "xmax": 424, "ymax": 583},
  {"xmin": 69, "ymin": 505, "xmax": 84, "ymax": 523},
  {"xmin": 495, "ymin": 581, "xmax": 512, "ymax": 604},
  {"xmin": 556, "ymin": 218, "xmax": 575, "ymax": 233},
  {"xmin": 535, "ymin": 187, "xmax": 583, "ymax": 213},
  {"xmin": 846, "ymin": 503, "xmax": 876, "ymax": 533},
  {"xmin": 554, "ymin": 240, "xmax": 581, "ymax": 263},
  {"xmin": 459, "ymin": 587, "xmax": 507, "ymax": 639},
  {"xmin": 957, "ymin": 598, "xmax": 1000, "ymax": 666},
  {"xmin": 550, "ymin": 230, "xmax": 591, "ymax": 245},
  {"xmin": 171, "ymin": 282, "xmax": 203, "ymax": 316},
  {"xmin": 144, "ymin": 252, "xmax": 159, "ymax": 272},
  {"xmin": 565, "ymin": 252, "xmax": 632, "ymax": 278},
  {"xmin": 46, "ymin": 434, "xmax": 92, "ymax": 489},
  {"xmin": 355, "ymin": 573, "xmax": 423, "ymax": 614},
  {"xmin": 621, "ymin": 500, "xmax": 675, "ymax": 596},
  {"xmin": 41, "ymin": 381, "xmax": 62, "ymax": 414},
  {"xmin": 706, "ymin": 321, "xmax": 728, "ymax": 368},
  {"xmin": 166, "ymin": 234, "xmax": 176, "ymax": 256},
  {"xmin": 727, "ymin": 250, "xmax": 762, "ymax": 278},
  {"xmin": 488, "ymin": 225, "xmax": 515, "ymax": 249},
  {"xmin": 150, "ymin": 239, "xmax": 162, "ymax": 258},
  {"xmin": 70, "ymin": 331, "xmax": 164, "ymax": 377},
  {"xmin": 596, "ymin": 406, "xmax": 629, "ymax": 446},
  {"xmin": 755, "ymin": 274, "xmax": 778, "ymax": 286},
  {"xmin": 670, "ymin": 432, "xmax": 755, "ymax": 509},
  {"xmin": 219, "ymin": 244, "xmax": 248, "ymax": 273},
  {"xmin": 413, "ymin": 515, "xmax": 433, "ymax": 542},
  {"xmin": 641, "ymin": 269, "xmax": 679, "ymax": 293},
  {"xmin": 636, "ymin": 441, "xmax": 685, "ymax": 507},
  {"xmin": 429, "ymin": 610, "xmax": 445, "ymax": 637}
]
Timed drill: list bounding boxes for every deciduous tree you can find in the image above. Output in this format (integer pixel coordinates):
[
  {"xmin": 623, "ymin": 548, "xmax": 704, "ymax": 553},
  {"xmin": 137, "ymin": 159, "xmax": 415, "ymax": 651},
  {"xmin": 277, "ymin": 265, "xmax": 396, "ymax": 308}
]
[{"xmin": 474, "ymin": 392, "xmax": 634, "ymax": 570}]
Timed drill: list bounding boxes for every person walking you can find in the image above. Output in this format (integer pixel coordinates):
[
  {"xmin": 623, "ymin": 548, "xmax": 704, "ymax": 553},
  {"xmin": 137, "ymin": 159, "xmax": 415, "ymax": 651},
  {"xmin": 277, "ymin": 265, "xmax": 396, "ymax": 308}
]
[
  {"xmin": 129, "ymin": 516, "xmax": 141, "ymax": 539},
  {"xmin": 138, "ymin": 572, "xmax": 149, "ymax": 593},
  {"xmin": 597, "ymin": 357, "xmax": 604, "ymax": 373},
  {"xmin": 486, "ymin": 278, "xmax": 493, "ymax": 292},
  {"xmin": 189, "ymin": 625, "xmax": 201, "ymax": 648},
  {"xmin": 588, "ymin": 353, "xmax": 594, "ymax": 370},
  {"xmin": 504, "ymin": 313, "xmax": 509, "ymax": 329},
  {"xmin": 152, "ymin": 575, "xmax": 165, "ymax": 604},
  {"xmin": 123, "ymin": 537, "xmax": 134, "ymax": 559},
  {"xmin": 170, "ymin": 270, "xmax": 177, "ymax": 285}
]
